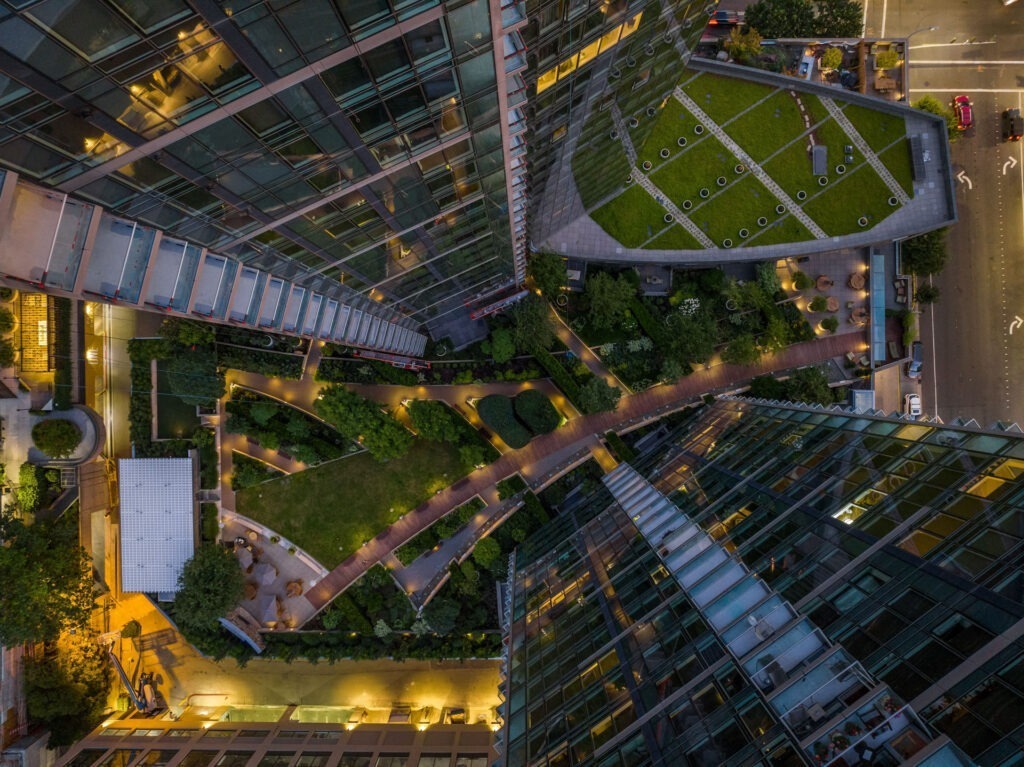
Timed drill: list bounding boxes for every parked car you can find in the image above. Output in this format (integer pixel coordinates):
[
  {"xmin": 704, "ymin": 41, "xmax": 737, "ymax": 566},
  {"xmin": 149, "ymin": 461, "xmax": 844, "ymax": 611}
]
[
  {"xmin": 907, "ymin": 341, "xmax": 923, "ymax": 379},
  {"xmin": 953, "ymin": 95, "xmax": 973, "ymax": 130},
  {"xmin": 1002, "ymin": 108, "xmax": 1023, "ymax": 142},
  {"xmin": 905, "ymin": 393, "xmax": 922, "ymax": 418}
]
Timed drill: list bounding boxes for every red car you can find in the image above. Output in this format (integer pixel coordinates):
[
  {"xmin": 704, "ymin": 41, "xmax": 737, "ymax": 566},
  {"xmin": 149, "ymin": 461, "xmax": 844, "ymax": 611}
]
[{"xmin": 954, "ymin": 95, "xmax": 973, "ymax": 130}]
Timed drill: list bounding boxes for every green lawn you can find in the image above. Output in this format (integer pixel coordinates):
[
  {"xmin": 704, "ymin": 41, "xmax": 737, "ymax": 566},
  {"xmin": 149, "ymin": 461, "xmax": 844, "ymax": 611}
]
[
  {"xmin": 879, "ymin": 139, "xmax": 915, "ymax": 196},
  {"xmin": 644, "ymin": 224, "xmax": 703, "ymax": 250},
  {"xmin": 650, "ymin": 135, "xmax": 739, "ymax": 205},
  {"xmin": 724, "ymin": 91, "xmax": 809, "ymax": 162},
  {"xmin": 590, "ymin": 184, "xmax": 669, "ymax": 247},
  {"xmin": 745, "ymin": 216, "xmax": 816, "ymax": 246},
  {"xmin": 681, "ymin": 73, "xmax": 777, "ymax": 124},
  {"xmin": 763, "ymin": 117, "xmax": 870, "ymax": 201},
  {"xmin": 634, "ymin": 97, "xmax": 702, "ymax": 168},
  {"xmin": 842, "ymin": 103, "xmax": 907, "ymax": 153},
  {"xmin": 801, "ymin": 94, "xmax": 832, "ymax": 129},
  {"xmin": 235, "ymin": 439, "xmax": 471, "ymax": 569},
  {"xmin": 802, "ymin": 164, "xmax": 901, "ymax": 235},
  {"xmin": 689, "ymin": 176, "xmax": 785, "ymax": 246}
]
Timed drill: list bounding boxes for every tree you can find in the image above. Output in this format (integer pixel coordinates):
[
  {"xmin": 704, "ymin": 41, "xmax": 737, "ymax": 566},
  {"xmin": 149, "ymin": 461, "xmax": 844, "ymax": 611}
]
[
  {"xmin": 249, "ymin": 401, "xmax": 279, "ymax": 426},
  {"xmin": 160, "ymin": 317, "xmax": 216, "ymax": 347},
  {"xmin": 748, "ymin": 374, "xmax": 787, "ymax": 400},
  {"xmin": 667, "ymin": 311, "xmax": 718, "ymax": 366},
  {"xmin": 0, "ymin": 339, "xmax": 15, "ymax": 367},
  {"xmin": 821, "ymin": 316, "xmax": 839, "ymax": 334},
  {"xmin": 0, "ymin": 307, "xmax": 14, "ymax": 334},
  {"xmin": 901, "ymin": 228, "xmax": 949, "ymax": 276},
  {"xmin": 315, "ymin": 386, "xmax": 412, "ymax": 461},
  {"xmin": 514, "ymin": 389, "xmax": 560, "ymax": 434},
  {"xmin": 722, "ymin": 334, "xmax": 761, "ymax": 365},
  {"xmin": 0, "ymin": 509, "xmax": 93, "ymax": 645},
  {"xmin": 508, "ymin": 294, "xmax": 555, "ymax": 351},
  {"xmin": 814, "ymin": 0, "xmax": 863, "ymax": 37},
  {"xmin": 528, "ymin": 252, "xmax": 566, "ymax": 298},
  {"xmin": 459, "ymin": 443, "xmax": 488, "ymax": 468},
  {"xmin": 914, "ymin": 283, "xmax": 941, "ymax": 305},
  {"xmin": 32, "ymin": 418, "xmax": 83, "ymax": 458},
  {"xmin": 174, "ymin": 545, "xmax": 245, "ymax": 635},
  {"xmin": 423, "ymin": 597, "xmax": 461, "ymax": 634},
  {"xmin": 578, "ymin": 377, "xmax": 622, "ymax": 414},
  {"xmin": 820, "ymin": 47, "xmax": 843, "ymax": 70},
  {"xmin": 490, "ymin": 327, "xmax": 516, "ymax": 364},
  {"xmin": 785, "ymin": 366, "xmax": 834, "ymax": 405},
  {"xmin": 407, "ymin": 399, "xmax": 461, "ymax": 443},
  {"xmin": 25, "ymin": 628, "xmax": 111, "ymax": 747},
  {"xmin": 17, "ymin": 463, "xmax": 42, "ymax": 514},
  {"xmin": 914, "ymin": 95, "xmax": 958, "ymax": 140},
  {"xmin": 373, "ymin": 619, "xmax": 392, "ymax": 638},
  {"xmin": 745, "ymin": 0, "xmax": 815, "ymax": 39},
  {"xmin": 726, "ymin": 26, "xmax": 763, "ymax": 64},
  {"xmin": 875, "ymin": 49, "xmax": 902, "ymax": 71},
  {"xmin": 165, "ymin": 347, "xmax": 224, "ymax": 406},
  {"xmin": 808, "ymin": 296, "xmax": 828, "ymax": 312},
  {"xmin": 584, "ymin": 272, "xmax": 635, "ymax": 330},
  {"xmin": 471, "ymin": 537, "xmax": 501, "ymax": 570}
]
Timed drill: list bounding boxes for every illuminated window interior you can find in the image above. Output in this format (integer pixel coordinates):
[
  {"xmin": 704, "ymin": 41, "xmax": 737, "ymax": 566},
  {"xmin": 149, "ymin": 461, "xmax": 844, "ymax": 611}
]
[{"xmin": 535, "ymin": 12, "xmax": 643, "ymax": 95}]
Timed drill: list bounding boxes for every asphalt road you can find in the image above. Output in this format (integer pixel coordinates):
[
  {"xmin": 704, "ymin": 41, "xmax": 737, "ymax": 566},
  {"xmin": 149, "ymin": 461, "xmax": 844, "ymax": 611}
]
[{"xmin": 864, "ymin": 0, "xmax": 1024, "ymax": 425}]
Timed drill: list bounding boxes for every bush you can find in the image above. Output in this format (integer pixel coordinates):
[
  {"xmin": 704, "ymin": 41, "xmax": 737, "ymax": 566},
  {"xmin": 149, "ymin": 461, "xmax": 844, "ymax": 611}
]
[
  {"xmin": 808, "ymin": 296, "xmax": 827, "ymax": 312},
  {"xmin": 793, "ymin": 271, "xmax": 813, "ymax": 290},
  {"xmin": 200, "ymin": 503, "xmax": 219, "ymax": 543},
  {"xmin": 496, "ymin": 474, "xmax": 527, "ymax": 500},
  {"xmin": 477, "ymin": 395, "xmax": 532, "ymax": 449},
  {"xmin": 315, "ymin": 386, "xmax": 412, "ymax": 462},
  {"xmin": 17, "ymin": 463, "xmax": 42, "ymax": 513},
  {"xmin": 604, "ymin": 431, "xmax": 636, "ymax": 463},
  {"xmin": 821, "ymin": 316, "xmax": 839, "ymax": 334},
  {"xmin": 578, "ymin": 377, "xmax": 621, "ymax": 414},
  {"xmin": 0, "ymin": 339, "xmax": 14, "ymax": 367},
  {"xmin": 216, "ymin": 345, "xmax": 302, "ymax": 379},
  {"xmin": 231, "ymin": 453, "xmax": 283, "ymax": 490},
  {"xmin": 0, "ymin": 307, "xmax": 14, "ymax": 334},
  {"xmin": 32, "ymin": 419, "xmax": 83, "ymax": 459},
  {"xmin": 531, "ymin": 346, "xmax": 582, "ymax": 403},
  {"xmin": 513, "ymin": 390, "xmax": 560, "ymax": 435},
  {"xmin": 52, "ymin": 298, "xmax": 72, "ymax": 409}
]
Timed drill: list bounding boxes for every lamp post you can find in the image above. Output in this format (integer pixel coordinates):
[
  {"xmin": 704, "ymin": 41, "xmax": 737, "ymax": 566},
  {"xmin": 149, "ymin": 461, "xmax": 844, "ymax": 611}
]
[{"xmin": 906, "ymin": 25, "xmax": 938, "ymax": 45}]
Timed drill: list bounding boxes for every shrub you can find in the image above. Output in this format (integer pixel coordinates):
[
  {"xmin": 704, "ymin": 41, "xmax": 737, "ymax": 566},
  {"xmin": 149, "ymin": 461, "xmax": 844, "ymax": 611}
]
[
  {"xmin": 217, "ymin": 346, "xmax": 303, "ymax": 379},
  {"xmin": 0, "ymin": 307, "xmax": 14, "ymax": 334},
  {"xmin": 0, "ymin": 339, "xmax": 14, "ymax": 367},
  {"xmin": 513, "ymin": 390, "xmax": 560, "ymax": 435},
  {"xmin": 531, "ymin": 346, "xmax": 582, "ymax": 403},
  {"xmin": 793, "ymin": 271, "xmax": 813, "ymax": 290},
  {"xmin": 496, "ymin": 474, "xmax": 527, "ymax": 500},
  {"xmin": 16, "ymin": 463, "xmax": 42, "ymax": 513},
  {"xmin": 821, "ymin": 316, "xmax": 839, "ymax": 334},
  {"xmin": 477, "ymin": 395, "xmax": 532, "ymax": 448},
  {"xmin": 52, "ymin": 298, "xmax": 72, "ymax": 409},
  {"xmin": 32, "ymin": 419, "xmax": 83, "ymax": 458},
  {"xmin": 604, "ymin": 431, "xmax": 636, "ymax": 463},
  {"xmin": 808, "ymin": 296, "xmax": 828, "ymax": 312}
]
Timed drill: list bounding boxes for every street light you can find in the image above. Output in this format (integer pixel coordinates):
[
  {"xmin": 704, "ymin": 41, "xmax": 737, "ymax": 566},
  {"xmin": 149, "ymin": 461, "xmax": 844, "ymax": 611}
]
[{"xmin": 906, "ymin": 25, "xmax": 938, "ymax": 44}]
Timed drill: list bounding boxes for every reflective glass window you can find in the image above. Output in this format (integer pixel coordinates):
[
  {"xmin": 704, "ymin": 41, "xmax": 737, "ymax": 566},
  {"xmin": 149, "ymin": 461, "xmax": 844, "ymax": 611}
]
[{"xmin": 27, "ymin": 0, "xmax": 139, "ymax": 60}]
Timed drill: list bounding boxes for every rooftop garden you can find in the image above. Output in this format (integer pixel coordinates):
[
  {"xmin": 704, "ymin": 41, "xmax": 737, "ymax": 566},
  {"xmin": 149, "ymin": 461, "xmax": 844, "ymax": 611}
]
[{"xmin": 574, "ymin": 69, "xmax": 913, "ymax": 251}]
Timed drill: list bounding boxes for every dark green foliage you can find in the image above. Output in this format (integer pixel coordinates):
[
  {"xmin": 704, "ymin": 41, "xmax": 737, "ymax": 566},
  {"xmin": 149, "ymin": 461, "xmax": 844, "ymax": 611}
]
[
  {"xmin": 0, "ymin": 508, "xmax": 93, "ymax": 645},
  {"xmin": 0, "ymin": 307, "xmax": 13, "ymax": 334},
  {"xmin": 722, "ymin": 334, "xmax": 761, "ymax": 365},
  {"xmin": 604, "ymin": 431, "xmax": 636, "ymax": 463},
  {"xmin": 393, "ymin": 497, "xmax": 486, "ymax": 566},
  {"xmin": 578, "ymin": 377, "xmax": 622, "ymax": 414},
  {"xmin": 161, "ymin": 317, "xmax": 216, "ymax": 346},
  {"xmin": 531, "ymin": 346, "xmax": 582, "ymax": 402},
  {"xmin": 226, "ymin": 389, "xmax": 351, "ymax": 465},
  {"xmin": 809, "ymin": 296, "xmax": 828, "ymax": 312},
  {"xmin": 217, "ymin": 345, "xmax": 303, "ymax": 379},
  {"xmin": 165, "ymin": 347, "xmax": 224, "ymax": 406},
  {"xmin": 321, "ymin": 594, "xmax": 373, "ymax": 633},
  {"xmin": 628, "ymin": 299, "xmax": 671, "ymax": 349},
  {"xmin": 513, "ymin": 389, "xmax": 560, "ymax": 435},
  {"xmin": 914, "ymin": 96, "xmax": 958, "ymax": 141},
  {"xmin": 316, "ymin": 357, "xmax": 418, "ymax": 385},
  {"xmin": 793, "ymin": 271, "xmax": 813, "ymax": 290},
  {"xmin": 747, "ymin": 374, "xmax": 787, "ymax": 400},
  {"xmin": 52, "ymin": 297, "xmax": 72, "ymax": 409},
  {"xmin": 489, "ymin": 327, "xmax": 515, "ymax": 364},
  {"xmin": 745, "ymin": 0, "xmax": 816, "ymax": 38},
  {"xmin": 423, "ymin": 597, "xmax": 462, "ymax": 634},
  {"xmin": 230, "ymin": 453, "xmax": 284, "ymax": 490},
  {"xmin": 175, "ymin": 545, "xmax": 245, "ymax": 635},
  {"xmin": 201, "ymin": 503, "xmax": 219, "ymax": 543},
  {"xmin": 31, "ymin": 418, "xmax": 82, "ymax": 458},
  {"xmin": 496, "ymin": 474, "xmax": 527, "ymax": 500},
  {"xmin": 814, "ymin": 0, "xmax": 864, "ymax": 37},
  {"xmin": 477, "ymin": 395, "xmax": 532, "ymax": 448},
  {"xmin": 344, "ymin": 565, "xmax": 414, "ymax": 629},
  {"xmin": 584, "ymin": 271, "xmax": 636, "ymax": 330},
  {"xmin": 315, "ymin": 385, "xmax": 412, "ymax": 462},
  {"xmin": 915, "ymin": 284, "xmax": 940, "ymax": 304},
  {"xmin": 17, "ymin": 463, "xmax": 42, "ymax": 513},
  {"xmin": 509, "ymin": 294, "xmax": 555, "ymax": 351},
  {"xmin": 471, "ymin": 537, "xmax": 501, "ymax": 570},
  {"xmin": 747, "ymin": 366, "xmax": 834, "ymax": 405},
  {"xmin": 821, "ymin": 316, "xmax": 839, "ymax": 333},
  {"xmin": 528, "ymin": 252, "xmax": 566, "ymax": 298},
  {"xmin": 407, "ymin": 399, "xmax": 462, "ymax": 442},
  {"xmin": 0, "ymin": 339, "xmax": 14, "ymax": 367},
  {"xmin": 901, "ymin": 227, "xmax": 949, "ymax": 276}
]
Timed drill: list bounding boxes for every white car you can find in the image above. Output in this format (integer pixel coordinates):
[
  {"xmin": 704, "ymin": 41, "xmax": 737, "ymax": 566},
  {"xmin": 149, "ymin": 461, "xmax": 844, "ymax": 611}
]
[{"xmin": 905, "ymin": 393, "xmax": 922, "ymax": 418}]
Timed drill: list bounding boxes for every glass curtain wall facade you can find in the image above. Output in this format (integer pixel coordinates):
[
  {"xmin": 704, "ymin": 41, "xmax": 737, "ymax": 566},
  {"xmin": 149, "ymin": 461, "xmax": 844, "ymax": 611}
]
[
  {"xmin": 500, "ymin": 399, "xmax": 1024, "ymax": 766},
  {"xmin": 522, "ymin": 0, "xmax": 715, "ymax": 248},
  {"xmin": 0, "ymin": 0, "xmax": 522, "ymax": 326}
]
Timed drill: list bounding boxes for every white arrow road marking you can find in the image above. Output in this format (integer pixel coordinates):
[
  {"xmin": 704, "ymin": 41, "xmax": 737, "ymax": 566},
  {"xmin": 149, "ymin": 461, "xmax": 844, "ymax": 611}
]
[
  {"xmin": 1004, "ymin": 156, "xmax": 1019, "ymax": 175},
  {"xmin": 1011, "ymin": 316, "xmax": 1023, "ymax": 335},
  {"xmin": 957, "ymin": 170, "xmax": 973, "ymax": 189}
]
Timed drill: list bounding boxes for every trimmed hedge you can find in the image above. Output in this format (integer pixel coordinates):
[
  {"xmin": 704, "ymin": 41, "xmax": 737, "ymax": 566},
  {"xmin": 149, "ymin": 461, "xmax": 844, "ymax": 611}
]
[
  {"xmin": 477, "ymin": 395, "xmax": 532, "ymax": 449},
  {"xmin": 393, "ymin": 497, "xmax": 486, "ymax": 566},
  {"xmin": 628, "ymin": 298, "xmax": 671, "ymax": 349},
  {"xmin": 52, "ymin": 297, "xmax": 72, "ymax": 410},
  {"xmin": 604, "ymin": 430, "xmax": 636, "ymax": 463},
  {"xmin": 530, "ymin": 346, "xmax": 582, "ymax": 403},
  {"xmin": 316, "ymin": 357, "xmax": 419, "ymax": 386},
  {"xmin": 217, "ymin": 345, "xmax": 302, "ymax": 379},
  {"xmin": 513, "ymin": 390, "xmax": 560, "ymax": 435}
]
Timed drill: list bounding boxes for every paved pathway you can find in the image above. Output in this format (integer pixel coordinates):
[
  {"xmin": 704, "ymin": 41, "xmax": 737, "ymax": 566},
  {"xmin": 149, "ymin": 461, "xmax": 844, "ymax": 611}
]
[
  {"xmin": 819, "ymin": 96, "xmax": 911, "ymax": 205},
  {"xmin": 631, "ymin": 167, "xmax": 716, "ymax": 248},
  {"xmin": 300, "ymin": 331, "xmax": 867, "ymax": 617},
  {"xmin": 548, "ymin": 305, "xmax": 625, "ymax": 392},
  {"xmin": 673, "ymin": 87, "xmax": 829, "ymax": 240}
]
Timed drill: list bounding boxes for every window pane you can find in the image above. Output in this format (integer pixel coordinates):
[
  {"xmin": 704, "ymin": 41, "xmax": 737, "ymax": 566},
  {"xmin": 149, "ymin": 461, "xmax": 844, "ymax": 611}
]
[{"xmin": 28, "ymin": 0, "xmax": 139, "ymax": 60}]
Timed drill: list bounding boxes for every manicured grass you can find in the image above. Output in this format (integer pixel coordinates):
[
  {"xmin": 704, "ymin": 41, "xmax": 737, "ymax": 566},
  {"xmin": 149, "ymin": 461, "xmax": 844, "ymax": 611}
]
[
  {"xmin": 745, "ymin": 216, "xmax": 816, "ymax": 246},
  {"xmin": 689, "ymin": 176, "xmax": 785, "ymax": 246},
  {"xmin": 650, "ymin": 135, "xmax": 739, "ymax": 205},
  {"xmin": 802, "ymin": 164, "xmax": 901, "ymax": 235},
  {"xmin": 763, "ymin": 140, "xmax": 819, "ymax": 199},
  {"xmin": 634, "ymin": 97, "xmax": 702, "ymax": 167},
  {"xmin": 724, "ymin": 91, "xmax": 808, "ymax": 162},
  {"xmin": 879, "ymin": 139, "xmax": 915, "ymax": 196},
  {"xmin": 235, "ymin": 439, "xmax": 470, "ymax": 568},
  {"xmin": 801, "ymin": 94, "xmax": 832, "ymax": 128},
  {"xmin": 644, "ymin": 224, "xmax": 703, "ymax": 250},
  {"xmin": 590, "ymin": 184, "xmax": 669, "ymax": 247},
  {"xmin": 681, "ymin": 73, "xmax": 777, "ymax": 124},
  {"xmin": 841, "ymin": 103, "xmax": 907, "ymax": 153}
]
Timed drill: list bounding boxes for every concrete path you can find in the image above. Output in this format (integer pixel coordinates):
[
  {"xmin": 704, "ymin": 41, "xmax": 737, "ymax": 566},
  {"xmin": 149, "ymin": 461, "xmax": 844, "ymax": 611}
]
[
  {"xmin": 548, "ymin": 305, "xmax": 624, "ymax": 392},
  {"xmin": 820, "ymin": 97, "xmax": 910, "ymax": 204}
]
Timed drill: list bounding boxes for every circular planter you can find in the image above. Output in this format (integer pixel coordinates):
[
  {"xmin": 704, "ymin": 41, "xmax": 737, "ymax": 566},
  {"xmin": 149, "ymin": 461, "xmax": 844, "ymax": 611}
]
[
  {"xmin": 699, "ymin": 188, "xmax": 710, "ymax": 199},
  {"xmin": 647, "ymin": 107, "xmax": 657, "ymax": 117},
  {"xmin": 775, "ymin": 204, "xmax": 786, "ymax": 215},
  {"xmin": 738, "ymin": 228, "xmax": 749, "ymax": 239},
  {"xmin": 664, "ymin": 213, "xmax": 674, "ymax": 223},
  {"xmin": 796, "ymin": 190, "xmax": 807, "ymax": 201},
  {"xmin": 610, "ymin": 68, "xmax": 621, "ymax": 79},
  {"xmin": 644, "ymin": 45, "xmax": 655, "ymax": 56},
  {"xmin": 625, "ymin": 176, "xmax": 633, "ymax": 185},
  {"xmin": 735, "ymin": 164, "xmax": 745, "ymax": 174},
  {"xmin": 694, "ymin": 124, "xmax": 705, "ymax": 135},
  {"xmin": 726, "ymin": 299, "xmax": 738, "ymax": 311},
  {"xmin": 677, "ymin": 137, "xmax": 688, "ymax": 147},
  {"xmin": 435, "ymin": 344, "xmax": 449, "ymax": 357},
  {"xmin": 717, "ymin": 176, "xmax": 727, "ymax": 187},
  {"xmin": 682, "ymin": 199, "xmax": 693, "ymax": 210},
  {"xmin": 610, "ymin": 130, "xmax": 619, "ymax": 140},
  {"xmin": 642, "ymin": 161, "xmax": 653, "ymax": 171},
  {"xmin": 556, "ymin": 294, "xmax": 569, "ymax": 307},
  {"xmin": 836, "ymin": 164, "xmax": 846, "ymax": 174},
  {"xmin": 722, "ymin": 239, "xmax": 733, "ymax": 248},
  {"xmin": 628, "ymin": 117, "xmax": 639, "ymax": 129},
  {"xmin": 818, "ymin": 176, "xmax": 828, "ymax": 186},
  {"xmin": 625, "ymin": 56, "xmax": 636, "ymax": 67},
  {"xmin": 660, "ymin": 148, "xmax": 670, "ymax": 159},
  {"xmin": 757, "ymin": 217, "xmax": 768, "ymax": 227},
  {"xmin": 858, "ymin": 216, "xmax": 869, "ymax": 227},
  {"xmin": 888, "ymin": 196, "xmax": 899, "ymax": 206}
]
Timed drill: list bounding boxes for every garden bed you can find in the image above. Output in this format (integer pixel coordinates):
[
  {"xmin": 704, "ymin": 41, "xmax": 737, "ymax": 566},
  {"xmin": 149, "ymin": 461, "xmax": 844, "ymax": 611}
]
[
  {"xmin": 155, "ymin": 362, "xmax": 201, "ymax": 439},
  {"xmin": 231, "ymin": 452, "xmax": 285, "ymax": 490},
  {"xmin": 392, "ymin": 497, "xmax": 486, "ymax": 566}
]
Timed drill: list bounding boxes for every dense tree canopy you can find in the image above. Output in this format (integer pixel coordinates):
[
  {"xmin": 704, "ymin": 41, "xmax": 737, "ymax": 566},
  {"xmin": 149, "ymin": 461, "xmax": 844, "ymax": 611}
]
[
  {"xmin": 407, "ymin": 399, "xmax": 462, "ymax": 443},
  {"xmin": 814, "ymin": 0, "xmax": 863, "ymax": 37},
  {"xmin": 584, "ymin": 272, "xmax": 636, "ymax": 330},
  {"xmin": 32, "ymin": 418, "xmax": 83, "ymax": 458},
  {"xmin": 165, "ymin": 347, "xmax": 224, "ymax": 406},
  {"xmin": 914, "ymin": 95, "xmax": 958, "ymax": 140},
  {"xmin": 0, "ymin": 510, "xmax": 93, "ymax": 645},
  {"xmin": 0, "ymin": 307, "xmax": 14, "ymax": 334},
  {"xmin": 509, "ymin": 294, "xmax": 555, "ymax": 351},
  {"xmin": 528, "ymin": 252, "xmax": 566, "ymax": 298},
  {"xmin": 160, "ymin": 317, "xmax": 216, "ymax": 347},
  {"xmin": 174, "ymin": 545, "xmax": 245, "ymax": 635},
  {"xmin": 726, "ymin": 26, "xmax": 763, "ymax": 65},
  {"xmin": 489, "ymin": 327, "xmax": 516, "ymax": 364},
  {"xmin": 745, "ymin": 0, "xmax": 815, "ymax": 38},
  {"xmin": 722, "ymin": 333, "xmax": 761, "ymax": 366},
  {"xmin": 901, "ymin": 228, "xmax": 950, "ymax": 276},
  {"xmin": 315, "ymin": 385, "xmax": 412, "ymax": 461},
  {"xmin": 578, "ymin": 377, "xmax": 622, "ymax": 414}
]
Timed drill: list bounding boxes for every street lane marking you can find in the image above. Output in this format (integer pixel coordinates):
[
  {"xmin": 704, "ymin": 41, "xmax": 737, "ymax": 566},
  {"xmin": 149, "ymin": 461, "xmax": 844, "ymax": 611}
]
[
  {"xmin": 928, "ymin": 276, "xmax": 939, "ymax": 421},
  {"xmin": 910, "ymin": 60, "xmax": 1024, "ymax": 65},
  {"xmin": 909, "ymin": 88, "xmax": 1024, "ymax": 93},
  {"xmin": 956, "ymin": 170, "xmax": 973, "ymax": 189},
  {"xmin": 1010, "ymin": 317, "xmax": 1023, "ymax": 335},
  {"xmin": 880, "ymin": 0, "xmax": 887, "ymax": 38},
  {"xmin": 909, "ymin": 42, "xmax": 996, "ymax": 49},
  {"xmin": 1005, "ymin": 156, "xmax": 1019, "ymax": 175}
]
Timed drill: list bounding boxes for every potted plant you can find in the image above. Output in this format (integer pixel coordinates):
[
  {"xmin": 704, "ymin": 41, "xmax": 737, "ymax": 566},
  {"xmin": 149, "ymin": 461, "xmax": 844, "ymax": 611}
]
[
  {"xmin": 830, "ymin": 732, "xmax": 850, "ymax": 750},
  {"xmin": 844, "ymin": 721, "xmax": 862, "ymax": 737}
]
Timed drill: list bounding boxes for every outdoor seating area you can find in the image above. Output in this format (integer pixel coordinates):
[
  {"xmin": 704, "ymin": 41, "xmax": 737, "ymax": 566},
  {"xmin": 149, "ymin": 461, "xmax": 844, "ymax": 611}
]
[{"xmin": 777, "ymin": 254, "xmax": 871, "ymax": 336}]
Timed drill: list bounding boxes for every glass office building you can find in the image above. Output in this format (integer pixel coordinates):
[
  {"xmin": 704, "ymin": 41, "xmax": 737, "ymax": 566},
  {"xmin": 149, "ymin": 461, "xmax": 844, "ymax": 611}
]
[
  {"xmin": 499, "ymin": 398, "xmax": 1024, "ymax": 766},
  {"xmin": 0, "ymin": 0, "xmax": 542, "ymax": 345}
]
